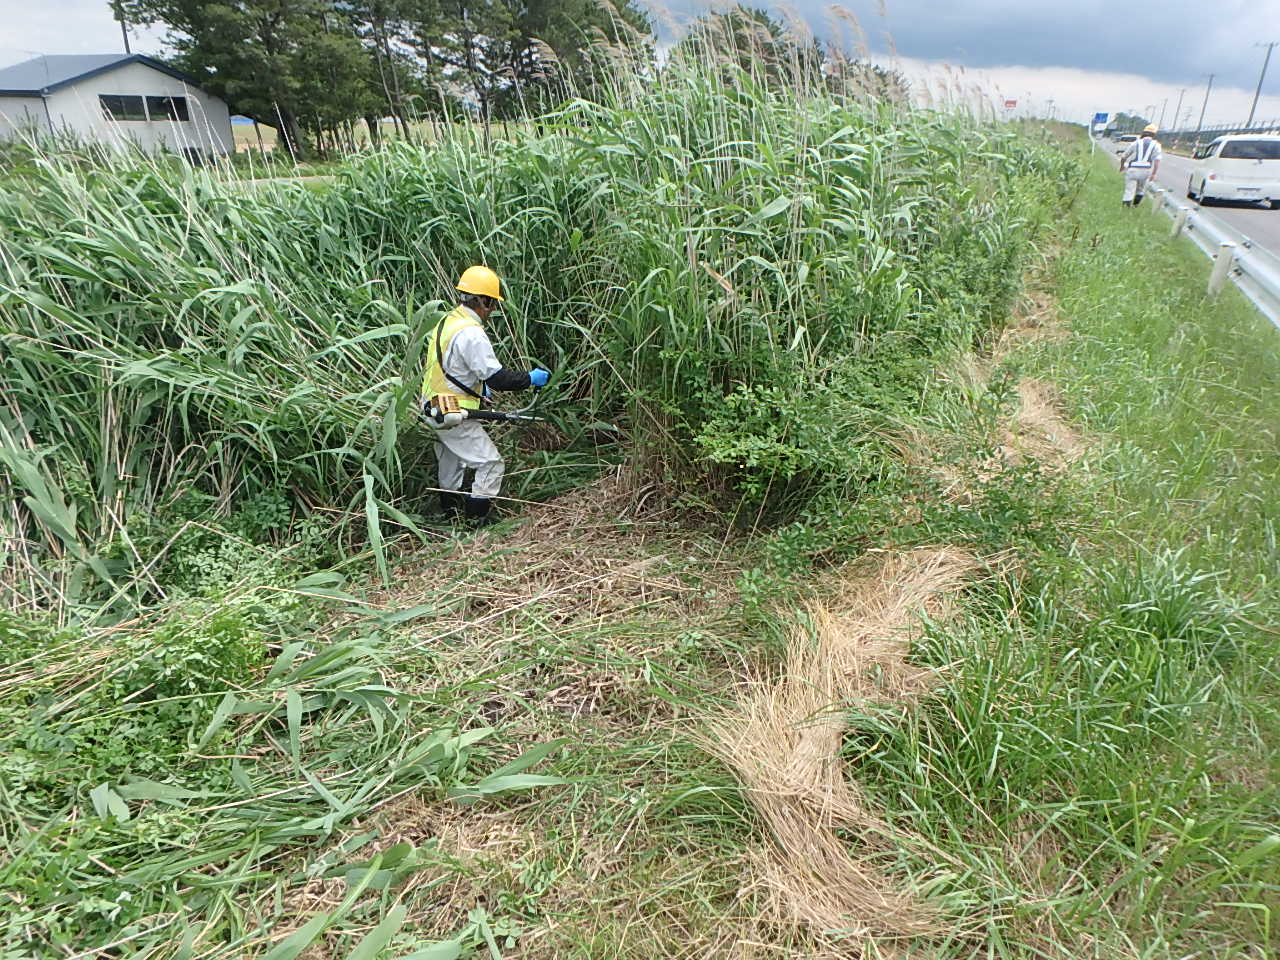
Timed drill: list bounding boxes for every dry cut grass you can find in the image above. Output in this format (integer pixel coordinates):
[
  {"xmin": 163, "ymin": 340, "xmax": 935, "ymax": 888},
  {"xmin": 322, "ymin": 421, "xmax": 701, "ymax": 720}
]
[
  {"xmin": 360, "ymin": 465, "xmax": 746, "ymax": 731},
  {"xmin": 992, "ymin": 280, "xmax": 1082, "ymax": 466},
  {"xmin": 894, "ymin": 279, "xmax": 1084, "ymax": 507},
  {"xmin": 992, "ymin": 285, "xmax": 1068, "ymax": 362},
  {"xmin": 1005, "ymin": 378, "xmax": 1084, "ymax": 466},
  {"xmin": 378, "ymin": 467, "xmax": 733, "ymax": 646},
  {"xmin": 707, "ymin": 547, "xmax": 982, "ymax": 949}
]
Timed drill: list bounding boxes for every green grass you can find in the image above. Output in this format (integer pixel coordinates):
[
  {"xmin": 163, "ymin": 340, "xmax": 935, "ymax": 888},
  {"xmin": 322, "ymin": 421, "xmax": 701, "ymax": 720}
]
[
  {"xmin": 5, "ymin": 57, "xmax": 1277, "ymax": 959},
  {"xmin": 825, "ymin": 146, "xmax": 1280, "ymax": 956},
  {"xmin": 1051, "ymin": 158, "xmax": 1280, "ymax": 590},
  {"xmin": 1039, "ymin": 150, "xmax": 1280, "ymax": 951}
]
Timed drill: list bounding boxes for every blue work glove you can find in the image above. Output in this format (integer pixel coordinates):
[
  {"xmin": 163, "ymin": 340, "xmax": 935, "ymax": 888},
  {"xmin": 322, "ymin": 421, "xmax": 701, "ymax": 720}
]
[{"xmin": 529, "ymin": 367, "xmax": 550, "ymax": 389}]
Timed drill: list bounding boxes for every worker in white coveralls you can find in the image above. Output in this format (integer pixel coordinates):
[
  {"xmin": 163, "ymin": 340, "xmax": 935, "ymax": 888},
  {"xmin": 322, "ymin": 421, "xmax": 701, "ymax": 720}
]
[
  {"xmin": 1120, "ymin": 124, "xmax": 1162, "ymax": 206},
  {"xmin": 422, "ymin": 266, "xmax": 549, "ymax": 526}
]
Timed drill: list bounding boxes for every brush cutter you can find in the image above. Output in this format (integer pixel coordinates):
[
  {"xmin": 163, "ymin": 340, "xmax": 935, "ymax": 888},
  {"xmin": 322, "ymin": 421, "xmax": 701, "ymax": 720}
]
[{"xmin": 423, "ymin": 394, "xmax": 548, "ymax": 428}]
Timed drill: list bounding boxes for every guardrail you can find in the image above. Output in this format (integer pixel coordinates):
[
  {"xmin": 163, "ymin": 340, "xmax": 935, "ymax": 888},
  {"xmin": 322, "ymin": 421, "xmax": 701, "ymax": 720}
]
[{"xmin": 1145, "ymin": 185, "xmax": 1280, "ymax": 329}]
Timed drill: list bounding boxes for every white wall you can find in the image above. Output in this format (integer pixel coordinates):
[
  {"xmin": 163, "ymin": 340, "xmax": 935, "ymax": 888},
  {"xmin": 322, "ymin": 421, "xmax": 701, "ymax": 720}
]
[
  {"xmin": 43, "ymin": 61, "xmax": 233, "ymax": 156},
  {"xmin": 0, "ymin": 97, "xmax": 46, "ymax": 139}
]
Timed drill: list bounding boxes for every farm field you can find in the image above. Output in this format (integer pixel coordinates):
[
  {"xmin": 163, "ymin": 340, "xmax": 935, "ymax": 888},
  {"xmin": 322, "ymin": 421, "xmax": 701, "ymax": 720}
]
[{"xmin": 1, "ymin": 64, "xmax": 1277, "ymax": 960}]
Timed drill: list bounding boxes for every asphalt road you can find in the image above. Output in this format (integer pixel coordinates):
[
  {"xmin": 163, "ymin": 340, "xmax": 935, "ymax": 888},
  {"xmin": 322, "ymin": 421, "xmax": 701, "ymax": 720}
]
[{"xmin": 1107, "ymin": 144, "xmax": 1280, "ymax": 258}]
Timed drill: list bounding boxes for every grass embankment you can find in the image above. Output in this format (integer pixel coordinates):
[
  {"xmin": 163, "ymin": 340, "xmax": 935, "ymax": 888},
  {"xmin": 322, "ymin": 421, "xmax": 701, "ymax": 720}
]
[
  {"xmin": 859, "ymin": 148, "xmax": 1280, "ymax": 955},
  {"xmin": 3, "ymin": 92, "xmax": 1276, "ymax": 959},
  {"xmin": 361, "ymin": 141, "xmax": 1280, "ymax": 958},
  {"xmin": 1, "ymin": 62, "xmax": 1071, "ymax": 958}
]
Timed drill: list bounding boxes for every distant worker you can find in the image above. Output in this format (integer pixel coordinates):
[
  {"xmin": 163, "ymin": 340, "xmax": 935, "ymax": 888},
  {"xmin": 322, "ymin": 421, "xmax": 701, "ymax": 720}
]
[
  {"xmin": 422, "ymin": 266, "xmax": 549, "ymax": 526},
  {"xmin": 1120, "ymin": 124, "xmax": 1162, "ymax": 206}
]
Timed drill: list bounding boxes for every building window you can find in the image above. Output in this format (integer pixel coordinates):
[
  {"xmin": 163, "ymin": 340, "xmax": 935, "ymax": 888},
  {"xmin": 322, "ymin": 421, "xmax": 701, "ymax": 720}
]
[
  {"xmin": 147, "ymin": 96, "xmax": 190, "ymax": 121},
  {"xmin": 99, "ymin": 94, "xmax": 147, "ymax": 121}
]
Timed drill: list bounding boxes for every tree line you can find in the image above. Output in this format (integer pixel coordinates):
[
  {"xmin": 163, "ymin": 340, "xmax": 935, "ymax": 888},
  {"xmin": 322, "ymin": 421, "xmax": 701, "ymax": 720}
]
[{"xmin": 114, "ymin": 2, "xmax": 909, "ymax": 158}]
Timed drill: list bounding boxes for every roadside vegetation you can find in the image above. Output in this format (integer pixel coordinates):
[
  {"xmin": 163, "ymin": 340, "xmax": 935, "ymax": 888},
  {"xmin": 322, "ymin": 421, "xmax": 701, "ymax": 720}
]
[{"xmin": 2, "ymin": 43, "xmax": 1277, "ymax": 960}]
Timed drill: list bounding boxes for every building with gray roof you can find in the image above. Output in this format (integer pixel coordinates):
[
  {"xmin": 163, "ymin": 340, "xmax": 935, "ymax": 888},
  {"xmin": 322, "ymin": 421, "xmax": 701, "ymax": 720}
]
[{"xmin": 0, "ymin": 54, "xmax": 233, "ymax": 158}]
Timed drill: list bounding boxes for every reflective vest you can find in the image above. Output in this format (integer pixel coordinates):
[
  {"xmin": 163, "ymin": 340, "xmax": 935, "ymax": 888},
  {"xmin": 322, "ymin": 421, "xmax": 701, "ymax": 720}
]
[
  {"xmin": 1129, "ymin": 137, "xmax": 1159, "ymax": 168},
  {"xmin": 422, "ymin": 307, "xmax": 483, "ymax": 410}
]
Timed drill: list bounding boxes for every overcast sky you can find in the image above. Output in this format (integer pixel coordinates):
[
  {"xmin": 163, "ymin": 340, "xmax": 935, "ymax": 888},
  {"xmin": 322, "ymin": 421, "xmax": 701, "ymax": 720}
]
[{"xmin": 3, "ymin": 0, "xmax": 1279, "ymax": 128}]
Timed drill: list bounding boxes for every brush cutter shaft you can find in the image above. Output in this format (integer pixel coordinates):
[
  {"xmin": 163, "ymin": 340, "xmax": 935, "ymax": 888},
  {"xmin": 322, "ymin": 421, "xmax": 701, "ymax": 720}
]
[{"xmin": 465, "ymin": 409, "xmax": 546, "ymax": 423}]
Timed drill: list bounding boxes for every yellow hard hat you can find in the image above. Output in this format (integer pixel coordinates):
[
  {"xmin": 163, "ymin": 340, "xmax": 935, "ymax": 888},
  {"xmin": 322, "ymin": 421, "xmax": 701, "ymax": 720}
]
[
  {"xmin": 1142, "ymin": 124, "xmax": 1158, "ymax": 134},
  {"xmin": 456, "ymin": 265, "xmax": 504, "ymax": 302}
]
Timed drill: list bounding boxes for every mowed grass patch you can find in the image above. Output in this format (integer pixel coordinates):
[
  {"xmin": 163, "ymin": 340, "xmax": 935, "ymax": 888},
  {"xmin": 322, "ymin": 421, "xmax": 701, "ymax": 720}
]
[{"xmin": 359, "ymin": 490, "xmax": 777, "ymax": 956}]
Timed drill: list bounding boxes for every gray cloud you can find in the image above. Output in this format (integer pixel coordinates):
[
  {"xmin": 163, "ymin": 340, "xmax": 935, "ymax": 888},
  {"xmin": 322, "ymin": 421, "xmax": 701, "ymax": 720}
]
[
  {"xmin": 7, "ymin": 1, "xmax": 1279, "ymax": 119},
  {"xmin": 656, "ymin": 1, "xmax": 1280, "ymax": 94}
]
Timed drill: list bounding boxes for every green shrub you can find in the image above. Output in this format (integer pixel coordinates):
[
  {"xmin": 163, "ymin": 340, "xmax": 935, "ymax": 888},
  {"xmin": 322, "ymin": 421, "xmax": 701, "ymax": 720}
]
[
  {"xmin": 695, "ymin": 379, "xmax": 873, "ymax": 511},
  {"xmin": 110, "ymin": 601, "xmax": 267, "ymax": 701}
]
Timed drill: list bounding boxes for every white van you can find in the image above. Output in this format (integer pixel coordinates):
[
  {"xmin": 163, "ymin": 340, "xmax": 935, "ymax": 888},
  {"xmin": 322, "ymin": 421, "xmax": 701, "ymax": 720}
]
[{"xmin": 1186, "ymin": 134, "xmax": 1280, "ymax": 208}]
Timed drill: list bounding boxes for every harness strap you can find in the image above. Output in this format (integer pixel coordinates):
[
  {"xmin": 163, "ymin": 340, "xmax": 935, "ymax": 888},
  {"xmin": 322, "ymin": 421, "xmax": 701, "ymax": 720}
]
[{"xmin": 1130, "ymin": 138, "xmax": 1157, "ymax": 166}]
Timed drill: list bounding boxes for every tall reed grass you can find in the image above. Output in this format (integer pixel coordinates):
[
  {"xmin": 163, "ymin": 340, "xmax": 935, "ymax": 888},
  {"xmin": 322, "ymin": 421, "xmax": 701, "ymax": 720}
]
[{"xmin": 1, "ymin": 59, "xmax": 1074, "ymax": 619}]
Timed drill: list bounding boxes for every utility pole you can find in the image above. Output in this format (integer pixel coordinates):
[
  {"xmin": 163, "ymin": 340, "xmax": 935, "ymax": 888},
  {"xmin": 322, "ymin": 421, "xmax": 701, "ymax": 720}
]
[
  {"xmin": 1247, "ymin": 42, "xmax": 1277, "ymax": 128},
  {"xmin": 1158, "ymin": 98, "xmax": 1168, "ymax": 128},
  {"xmin": 110, "ymin": 1, "xmax": 131, "ymax": 55},
  {"xmin": 1170, "ymin": 89, "xmax": 1186, "ymax": 149},
  {"xmin": 1194, "ymin": 74, "xmax": 1214, "ymax": 145}
]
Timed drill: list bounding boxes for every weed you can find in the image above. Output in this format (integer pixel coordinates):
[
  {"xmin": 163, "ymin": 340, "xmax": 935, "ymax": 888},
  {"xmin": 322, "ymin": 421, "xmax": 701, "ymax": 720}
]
[{"xmin": 1, "ymin": 60, "xmax": 1074, "ymax": 613}]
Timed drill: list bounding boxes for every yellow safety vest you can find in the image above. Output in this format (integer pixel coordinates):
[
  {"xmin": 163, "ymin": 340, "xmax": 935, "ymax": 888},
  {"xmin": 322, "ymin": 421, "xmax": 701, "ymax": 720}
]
[{"xmin": 422, "ymin": 307, "xmax": 483, "ymax": 410}]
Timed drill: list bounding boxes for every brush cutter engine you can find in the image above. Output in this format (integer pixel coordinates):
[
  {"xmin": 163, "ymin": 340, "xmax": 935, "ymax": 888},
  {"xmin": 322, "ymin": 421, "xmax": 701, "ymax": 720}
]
[{"xmin": 426, "ymin": 394, "xmax": 465, "ymax": 427}]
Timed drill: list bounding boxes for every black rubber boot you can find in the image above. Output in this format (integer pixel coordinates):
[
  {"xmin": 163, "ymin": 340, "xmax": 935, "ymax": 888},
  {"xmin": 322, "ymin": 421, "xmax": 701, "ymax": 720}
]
[
  {"xmin": 1134, "ymin": 193, "xmax": 1143, "ymax": 206},
  {"xmin": 464, "ymin": 496, "xmax": 497, "ymax": 527},
  {"xmin": 439, "ymin": 491, "xmax": 464, "ymax": 520}
]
